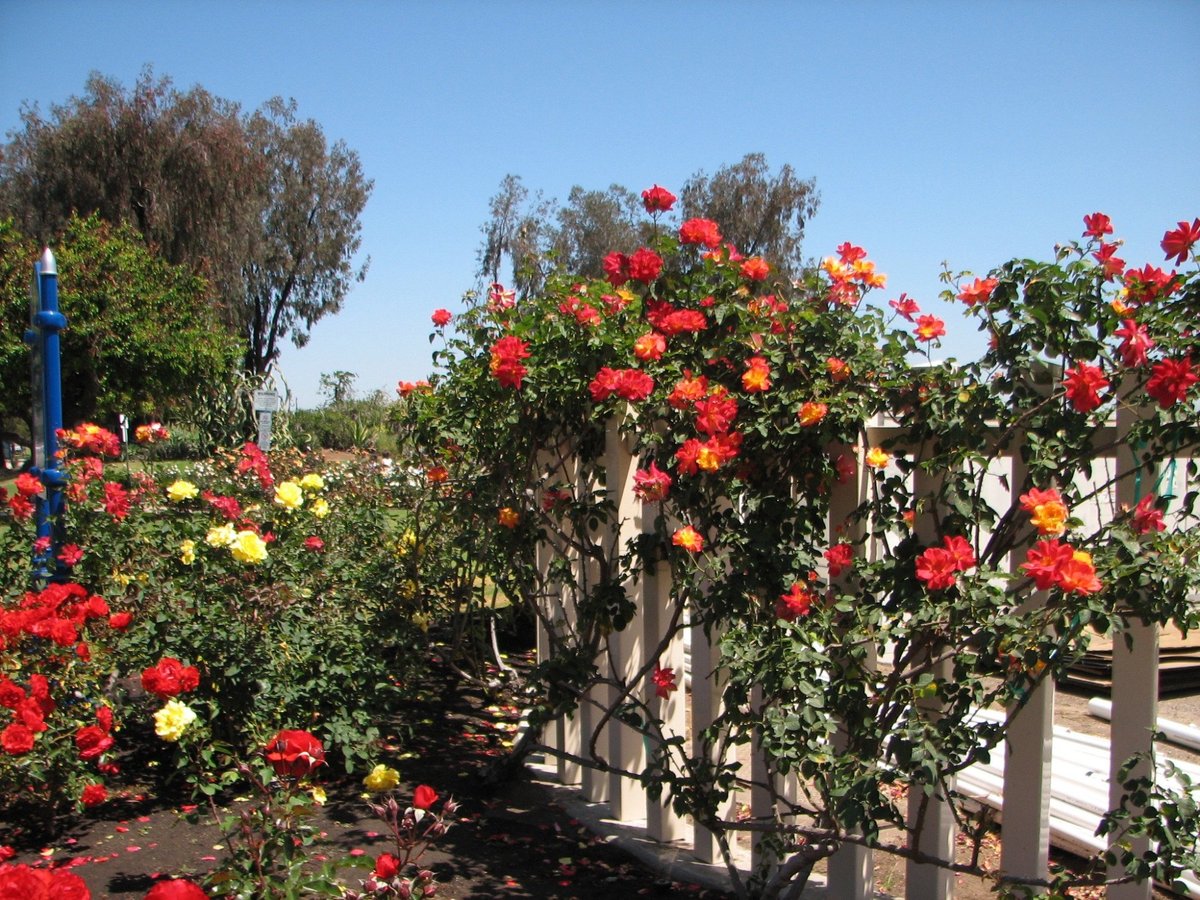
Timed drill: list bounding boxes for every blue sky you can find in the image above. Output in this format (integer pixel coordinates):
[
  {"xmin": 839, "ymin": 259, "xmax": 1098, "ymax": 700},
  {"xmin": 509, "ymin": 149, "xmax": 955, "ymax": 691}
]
[{"xmin": 2, "ymin": 1, "xmax": 1197, "ymax": 409}]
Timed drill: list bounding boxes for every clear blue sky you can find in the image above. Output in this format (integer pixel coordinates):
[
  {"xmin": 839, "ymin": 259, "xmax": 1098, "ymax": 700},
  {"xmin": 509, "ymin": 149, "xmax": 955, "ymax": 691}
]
[{"xmin": 2, "ymin": 1, "xmax": 1197, "ymax": 409}]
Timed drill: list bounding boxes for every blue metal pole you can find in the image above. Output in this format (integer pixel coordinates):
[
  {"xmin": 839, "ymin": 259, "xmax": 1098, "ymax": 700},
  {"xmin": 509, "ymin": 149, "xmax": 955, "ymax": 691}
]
[{"xmin": 26, "ymin": 248, "xmax": 68, "ymax": 581}]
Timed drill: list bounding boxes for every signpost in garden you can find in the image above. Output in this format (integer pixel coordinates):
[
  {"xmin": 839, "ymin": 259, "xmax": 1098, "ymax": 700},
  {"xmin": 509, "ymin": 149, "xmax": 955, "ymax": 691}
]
[
  {"xmin": 24, "ymin": 247, "xmax": 68, "ymax": 581},
  {"xmin": 254, "ymin": 388, "xmax": 281, "ymax": 451}
]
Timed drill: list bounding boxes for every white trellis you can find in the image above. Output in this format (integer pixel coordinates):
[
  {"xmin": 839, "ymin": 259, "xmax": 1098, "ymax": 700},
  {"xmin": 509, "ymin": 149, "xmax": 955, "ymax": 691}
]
[{"xmin": 529, "ymin": 411, "xmax": 1196, "ymax": 899}]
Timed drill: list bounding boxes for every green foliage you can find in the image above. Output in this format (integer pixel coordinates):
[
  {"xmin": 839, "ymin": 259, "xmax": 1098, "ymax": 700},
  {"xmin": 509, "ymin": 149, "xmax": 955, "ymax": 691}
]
[
  {"xmin": 0, "ymin": 214, "xmax": 241, "ymax": 427},
  {"xmin": 0, "ymin": 578, "xmax": 123, "ymax": 826},
  {"xmin": 291, "ymin": 388, "xmax": 395, "ymax": 452},
  {"xmin": 1, "ymin": 444, "xmax": 436, "ymax": 784},
  {"xmin": 406, "ymin": 211, "xmax": 1200, "ymax": 897},
  {"xmin": 0, "ymin": 68, "xmax": 373, "ymax": 377}
]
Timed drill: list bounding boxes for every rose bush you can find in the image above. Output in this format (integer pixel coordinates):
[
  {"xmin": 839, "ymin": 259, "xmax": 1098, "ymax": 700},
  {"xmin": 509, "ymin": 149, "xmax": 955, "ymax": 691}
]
[
  {"xmin": 1, "ymin": 438, "xmax": 442, "ymax": 817},
  {"xmin": 399, "ymin": 199, "xmax": 1200, "ymax": 897}
]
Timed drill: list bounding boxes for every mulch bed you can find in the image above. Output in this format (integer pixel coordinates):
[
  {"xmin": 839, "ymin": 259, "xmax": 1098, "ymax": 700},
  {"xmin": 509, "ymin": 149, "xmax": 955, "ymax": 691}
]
[{"xmin": 3, "ymin": 650, "xmax": 735, "ymax": 899}]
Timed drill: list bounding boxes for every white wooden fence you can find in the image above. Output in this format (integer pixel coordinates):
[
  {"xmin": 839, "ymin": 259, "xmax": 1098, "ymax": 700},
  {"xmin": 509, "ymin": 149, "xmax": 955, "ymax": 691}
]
[{"xmin": 530, "ymin": 409, "xmax": 1195, "ymax": 899}]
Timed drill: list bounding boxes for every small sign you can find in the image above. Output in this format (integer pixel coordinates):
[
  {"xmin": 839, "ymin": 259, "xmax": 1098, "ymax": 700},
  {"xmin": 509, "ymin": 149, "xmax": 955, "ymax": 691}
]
[
  {"xmin": 253, "ymin": 390, "xmax": 281, "ymax": 413},
  {"xmin": 256, "ymin": 411, "xmax": 274, "ymax": 452}
]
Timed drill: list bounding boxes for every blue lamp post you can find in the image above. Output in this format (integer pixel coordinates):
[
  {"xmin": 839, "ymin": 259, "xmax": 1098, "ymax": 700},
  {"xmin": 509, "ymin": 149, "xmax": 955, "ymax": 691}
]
[{"xmin": 24, "ymin": 247, "xmax": 68, "ymax": 581}]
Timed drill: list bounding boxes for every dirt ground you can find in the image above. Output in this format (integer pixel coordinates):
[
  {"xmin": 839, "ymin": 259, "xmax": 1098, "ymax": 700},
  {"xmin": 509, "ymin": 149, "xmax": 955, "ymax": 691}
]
[{"xmin": 4, "ymin": 656, "xmax": 1196, "ymax": 899}]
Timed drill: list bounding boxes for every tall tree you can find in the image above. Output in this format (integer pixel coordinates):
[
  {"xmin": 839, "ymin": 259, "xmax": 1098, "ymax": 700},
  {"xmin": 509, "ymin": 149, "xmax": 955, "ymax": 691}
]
[
  {"xmin": 679, "ymin": 152, "xmax": 819, "ymax": 278},
  {"xmin": 476, "ymin": 174, "xmax": 555, "ymax": 297},
  {"xmin": 550, "ymin": 184, "xmax": 644, "ymax": 279},
  {"xmin": 0, "ymin": 69, "xmax": 260, "ymax": 319},
  {"xmin": 240, "ymin": 98, "xmax": 371, "ymax": 375},
  {"xmin": 0, "ymin": 68, "xmax": 372, "ymax": 376},
  {"xmin": 0, "ymin": 215, "xmax": 241, "ymax": 428}
]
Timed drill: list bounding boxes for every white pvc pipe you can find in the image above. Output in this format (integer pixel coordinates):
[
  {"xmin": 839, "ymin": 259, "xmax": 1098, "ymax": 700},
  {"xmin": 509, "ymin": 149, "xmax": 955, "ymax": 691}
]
[{"xmin": 1088, "ymin": 697, "xmax": 1200, "ymax": 752}]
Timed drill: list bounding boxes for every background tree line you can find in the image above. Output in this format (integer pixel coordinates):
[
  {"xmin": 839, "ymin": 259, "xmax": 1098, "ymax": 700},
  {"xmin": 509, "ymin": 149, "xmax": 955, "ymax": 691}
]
[
  {"xmin": 0, "ymin": 67, "xmax": 820, "ymax": 449},
  {"xmin": 0, "ymin": 67, "xmax": 371, "ymax": 436},
  {"xmin": 477, "ymin": 153, "xmax": 820, "ymax": 297}
]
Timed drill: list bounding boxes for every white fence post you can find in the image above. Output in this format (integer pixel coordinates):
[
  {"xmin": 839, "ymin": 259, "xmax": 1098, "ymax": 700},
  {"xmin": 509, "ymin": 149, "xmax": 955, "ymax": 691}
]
[
  {"xmin": 604, "ymin": 417, "xmax": 647, "ymax": 822},
  {"xmin": 578, "ymin": 447, "xmax": 610, "ymax": 804},
  {"xmin": 826, "ymin": 442, "xmax": 875, "ymax": 900},
  {"xmin": 643, "ymin": 498, "xmax": 689, "ymax": 842},
  {"xmin": 1107, "ymin": 401, "xmax": 1159, "ymax": 900},
  {"xmin": 1001, "ymin": 442, "xmax": 1056, "ymax": 886},
  {"xmin": 691, "ymin": 616, "xmax": 733, "ymax": 864},
  {"xmin": 904, "ymin": 464, "xmax": 956, "ymax": 900}
]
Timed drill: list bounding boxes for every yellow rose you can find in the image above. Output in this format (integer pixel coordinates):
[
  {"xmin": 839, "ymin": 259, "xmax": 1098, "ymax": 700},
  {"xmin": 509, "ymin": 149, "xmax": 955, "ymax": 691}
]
[
  {"xmin": 299, "ymin": 473, "xmax": 325, "ymax": 492},
  {"xmin": 206, "ymin": 523, "xmax": 237, "ymax": 547},
  {"xmin": 363, "ymin": 764, "xmax": 401, "ymax": 793},
  {"xmin": 395, "ymin": 529, "xmax": 417, "ymax": 558},
  {"xmin": 230, "ymin": 530, "xmax": 268, "ymax": 564},
  {"xmin": 166, "ymin": 479, "xmax": 199, "ymax": 502},
  {"xmin": 310, "ymin": 498, "xmax": 330, "ymax": 519},
  {"xmin": 274, "ymin": 480, "xmax": 304, "ymax": 510},
  {"xmin": 154, "ymin": 700, "xmax": 197, "ymax": 742},
  {"xmin": 180, "ymin": 539, "xmax": 196, "ymax": 565},
  {"xmin": 865, "ymin": 447, "xmax": 891, "ymax": 469}
]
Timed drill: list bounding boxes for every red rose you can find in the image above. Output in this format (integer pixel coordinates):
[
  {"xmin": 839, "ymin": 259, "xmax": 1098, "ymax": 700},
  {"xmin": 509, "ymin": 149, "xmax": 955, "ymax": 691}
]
[
  {"xmin": 739, "ymin": 256, "xmax": 770, "ymax": 281},
  {"xmin": 824, "ymin": 543, "xmax": 854, "ymax": 578},
  {"xmin": 141, "ymin": 658, "xmax": 200, "ymax": 699},
  {"xmin": 1146, "ymin": 356, "xmax": 1198, "ymax": 408},
  {"xmin": 626, "ymin": 248, "xmax": 663, "ymax": 284},
  {"xmin": 0, "ymin": 858, "xmax": 90, "ymax": 897},
  {"xmin": 1082, "ymin": 212, "xmax": 1113, "ymax": 238},
  {"xmin": 602, "ymin": 251, "xmax": 629, "ymax": 287},
  {"xmin": 640, "ymin": 184, "xmax": 676, "ymax": 213},
  {"xmin": 776, "ymin": 583, "xmax": 814, "ymax": 621},
  {"xmin": 679, "ymin": 218, "xmax": 723, "ymax": 248},
  {"xmin": 412, "ymin": 784, "xmax": 439, "ymax": 810},
  {"xmin": 81, "ymin": 783, "xmax": 107, "ymax": 807},
  {"xmin": 1161, "ymin": 217, "xmax": 1200, "ymax": 265},
  {"xmin": 7, "ymin": 493, "xmax": 33, "ymax": 521},
  {"xmin": 57, "ymin": 544, "xmax": 84, "ymax": 566},
  {"xmin": 144, "ymin": 878, "xmax": 209, "ymax": 899},
  {"xmin": 0, "ymin": 723, "xmax": 35, "ymax": 756},
  {"xmin": 14, "ymin": 472, "xmax": 41, "ymax": 496},
  {"xmin": 0, "ymin": 864, "xmax": 52, "ymax": 899},
  {"xmin": 374, "ymin": 852, "xmax": 401, "ymax": 879},
  {"xmin": 75, "ymin": 725, "xmax": 114, "ymax": 760},
  {"xmin": 264, "ymin": 729, "xmax": 325, "ymax": 778},
  {"xmin": 1063, "ymin": 360, "xmax": 1109, "ymax": 413},
  {"xmin": 0, "ymin": 678, "xmax": 22, "ymax": 710},
  {"xmin": 304, "ymin": 536, "xmax": 325, "ymax": 552},
  {"xmin": 108, "ymin": 611, "xmax": 133, "ymax": 630},
  {"xmin": 431, "ymin": 308, "xmax": 452, "ymax": 327}
]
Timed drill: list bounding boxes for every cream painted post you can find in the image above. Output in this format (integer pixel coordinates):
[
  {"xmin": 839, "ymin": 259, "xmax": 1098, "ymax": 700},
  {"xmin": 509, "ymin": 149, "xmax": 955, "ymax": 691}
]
[
  {"xmin": 547, "ymin": 449, "xmax": 585, "ymax": 787},
  {"xmin": 1107, "ymin": 403, "xmax": 1158, "ymax": 900},
  {"xmin": 904, "ymin": 463, "xmax": 956, "ymax": 900},
  {"xmin": 750, "ymin": 685, "xmax": 778, "ymax": 876},
  {"xmin": 578, "ymin": 451, "xmax": 610, "ymax": 804},
  {"xmin": 826, "ymin": 442, "xmax": 875, "ymax": 900},
  {"xmin": 534, "ymin": 535, "xmax": 565, "ymax": 779},
  {"xmin": 604, "ymin": 417, "xmax": 648, "ymax": 822},
  {"xmin": 1001, "ymin": 443, "xmax": 1056, "ymax": 886},
  {"xmin": 691, "ymin": 616, "xmax": 732, "ymax": 864},
  {"xmin": 643, "ymin": 498, "xmax": 689, "ymax": 842}
]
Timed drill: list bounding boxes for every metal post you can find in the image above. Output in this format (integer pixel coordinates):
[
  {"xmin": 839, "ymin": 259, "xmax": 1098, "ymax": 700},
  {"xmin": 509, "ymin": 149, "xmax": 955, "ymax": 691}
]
[{"xmin": 24, "ymin": 248, "xmax": 68, "ymax": 581}]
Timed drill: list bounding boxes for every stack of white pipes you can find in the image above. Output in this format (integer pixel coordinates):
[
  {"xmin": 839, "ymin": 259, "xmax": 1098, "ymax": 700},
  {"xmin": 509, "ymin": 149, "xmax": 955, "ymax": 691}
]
[{"xmin": 957, "ymin": 707, "xmax": 1200, "ymax": 897}]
